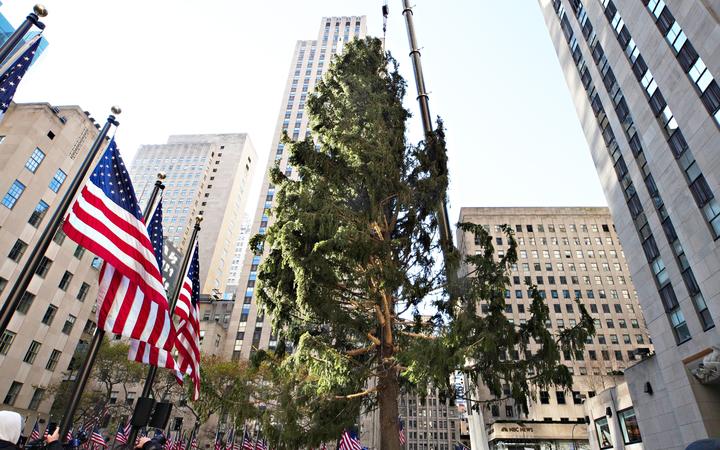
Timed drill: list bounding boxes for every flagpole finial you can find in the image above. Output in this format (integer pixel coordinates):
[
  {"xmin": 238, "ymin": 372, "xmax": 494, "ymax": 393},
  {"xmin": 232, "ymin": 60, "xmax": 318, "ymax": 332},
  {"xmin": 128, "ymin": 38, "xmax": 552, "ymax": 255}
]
[
  {"xmin": 111, "ymin": 105, "xmax": 122, "ymax": 115},
  {"xmin": 33, "ymin": 5, "xmax": 48, "ymax": 17},
  {"xmin": 195, "ymin": 214, "xmax": 203, "ymax": 224},
  {"xmin": 157, "ymin": 172, "xmax": 167, "ymax": 181}
]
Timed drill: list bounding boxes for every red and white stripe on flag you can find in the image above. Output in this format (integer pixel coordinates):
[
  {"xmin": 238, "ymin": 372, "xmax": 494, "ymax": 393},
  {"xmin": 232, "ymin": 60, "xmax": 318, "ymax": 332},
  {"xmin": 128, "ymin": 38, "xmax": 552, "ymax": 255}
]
[{"xmin": 130, "ymin": 244, "xmax": 201, "ymax": 398}]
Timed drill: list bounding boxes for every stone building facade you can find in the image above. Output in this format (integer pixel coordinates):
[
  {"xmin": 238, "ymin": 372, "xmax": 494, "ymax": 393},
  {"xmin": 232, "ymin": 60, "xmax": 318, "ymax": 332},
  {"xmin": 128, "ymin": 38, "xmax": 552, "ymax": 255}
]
[
  {"xmin": 0, "ymin": 102, "xmax": 103, "ymax": 421},
  {"xmin": 539, "ymin": 1, "xmax": 720, "ymax": 446},
  {"xmin": 457, "ymin": 207, "xmax": 653, "ymax": 450}
]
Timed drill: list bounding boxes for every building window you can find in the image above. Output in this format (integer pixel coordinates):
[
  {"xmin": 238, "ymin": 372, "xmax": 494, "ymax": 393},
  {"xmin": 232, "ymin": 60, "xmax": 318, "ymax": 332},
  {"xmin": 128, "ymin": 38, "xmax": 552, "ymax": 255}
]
[
  {"xmin": 24, "ymin": 340, "xmax": 41, "ymax": 363},
  {"xmin": 28, "ymin": 200, "xmax": 50, "ymax": 227},
  {"xmin": 0, "ymin": 331, "xmax": 16, "ymax": 355},
  {"xmin": 3, "ymin": 381, "xmax": 22, "ymax": 406},
  {"xmin": 8, "ymin": 239, "xmax": 28, "ymax": 262},
  {"xmin": 62, "ymin": 315, "xmax": 76, "ymax": 335},
  {"xmin": 28, "ymin": 387, "xmax": 45, "ymax": 410},
  {"xmin": 73, "ymin": 245, "xmax": 86, "ymax": 259},
  {"xmin": 59, "ymin": 271, "xmax": 73, "ymax": 291},
  {"xmin": 540, "ymin": 391, "xmax": 550, "ymax": 404},
  {"xmin": 76, "ymin": 282, "xmax": 90, "ymax": 302},
  {"xmin": 3, "ymin": 180, "xmax": 25, "ymax": 209},
  {"xmin": 46, "ymin": 349, "xmax": 61, "ymax": 371},
  {"xmin": 25, "ymin": 148, "xmax": 46, "ymax": 173},
  {"xmin": 41, "ymin": 305, "xmax": 58, "ymax": 325},
  {"xmin": 49, "ymin": 169, "xmax": 67, "ymax": 193},
  {"xmin": 53, "ymin": 227, "xmax": 66, "ymax": 245},
  {"xmin": 35, "ymin": 256, "xmax": 53, "ymax": 278},
  {"xmin": 555, "ymin": 391, "xmax": 566, "ymax": 404},
  {"xmin": 618, "ymin": 408, "xmax": 642, "ymax": 444},
  {"xmin": 595, "ymin": 416, "xmax": 612, "ymax": 449},
  {"xmin": 16, "ymin": 291, "xmax": 35, "ymax": 314}
]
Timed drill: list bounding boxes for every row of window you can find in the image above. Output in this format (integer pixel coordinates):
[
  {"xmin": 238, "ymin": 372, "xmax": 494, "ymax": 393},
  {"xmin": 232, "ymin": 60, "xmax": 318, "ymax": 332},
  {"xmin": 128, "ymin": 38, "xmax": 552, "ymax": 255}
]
[
  {"xmin": 512, "ymin": 235, "xmax": 618, "ymax": 247},
  {"xmin": 0, "ymin": 331, "xmax": 63, "ymax": 370},
  {"xmin": 485, "ymin": 223, "xmax": 611, "ymax": 234},
  {"xmin": 3, "ymin": 382, "xmax": 46, "ymax": 410},
  {"xmin": 554, "ymin": 1, "xmax": 693, "ymax": 345},
  {"xmin": 494, "ymin": 297, "xmax": 635, "ymax": 315},
  {"xmin": 642, "ymin": 0, "xmax": 720, "ymax": 125},
  {"xmin": 512, "ymin": 274, "xmax": 629, "ymax": 287},
  {"xmin": 594, "ymin": 0, "xmax": 715, "ymax": 332},
  {"xmin": 2, "ymin": 169, "xmax": 67, "ymax": 210}
]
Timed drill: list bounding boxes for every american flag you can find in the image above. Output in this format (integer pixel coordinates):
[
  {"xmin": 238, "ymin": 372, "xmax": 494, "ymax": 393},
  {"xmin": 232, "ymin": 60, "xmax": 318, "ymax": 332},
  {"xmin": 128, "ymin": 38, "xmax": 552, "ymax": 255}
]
[
  {"xmin": 174, "ymin": 243, "xmax": 201, "ymax": 399},
  {"xmin": 0, "ymin": 35, "xmax": 40, "ymax": 120},
  {"xmin": 254, "ymin": 439, "xmax": 266, "ymax": 450},
  {"xmin": 90, "ymin": 426, "xmax": 107, "ymax": 448},
  {"xmin": 338, "ymin": 430, "xmax": 361, "ymax": 450},
  {"xmin": 398, "ymin": 417, "xmax": 406, "ymax": 446},
  {"xmin": 224, "ymin": 429, "xmax": 234, "ymax": 450},
  {"xmin": 130, "ymin": 241, "xmax": 200, "ymax": 398},
  {"xmin": 63, "ymin": 139, "xmax": 174, "ymax": 351},
  {"xmin": 191, "ymin": 436, "xmax": 198, "ymax": 450},
  {"xmin": 30, "ymin": 420, "xmax": 40, "ymax": 441},
  {"xmin": 66, "ymin": 429, "xmax": 73, "ymax": 442},
  {"xmin": 213, "ymin": 432, "xmax": 223, "ymax": 450},
  {"xmin": 165, "ymin": 433, "xmax": 175, "ymax": 450},
  {"xmin": 128, "ymin": 199, "xmax": 181, "ymax": 373},
  {"xmin": 115, "ymin": 422, "xmax": 131, "ymax": 445},
  {"xmin": 241, "ymin": 430, "xmax": 253, "ymax": 450}
]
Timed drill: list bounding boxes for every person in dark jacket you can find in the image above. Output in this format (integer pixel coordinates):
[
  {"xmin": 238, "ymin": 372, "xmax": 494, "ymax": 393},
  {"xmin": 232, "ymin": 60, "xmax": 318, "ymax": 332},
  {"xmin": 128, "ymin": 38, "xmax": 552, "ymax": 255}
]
[{"xmin": 0, "ymin": 411, "xmax": 23, "ymax": 450}]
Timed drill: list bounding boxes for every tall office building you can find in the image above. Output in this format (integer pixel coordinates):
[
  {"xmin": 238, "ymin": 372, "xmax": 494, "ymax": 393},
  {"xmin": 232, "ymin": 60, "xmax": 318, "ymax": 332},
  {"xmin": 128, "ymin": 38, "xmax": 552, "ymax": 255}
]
[
  {"xmin": 0, "ymin": 103, "xmax": 102, "ymax": 419},
  {"xmin": 224, "ymin": 15, "xmax": 367, "ymax": 360},
  {"xmin": 539, "ymin": 1, "xmax": 720, "ymax": 446},
  {"xmin": 130, "ymin": 134, "xmax": 257, "ymax": 297},
  {"xmin": 457, "ymin": 207, "xmax": 653, "ymax": 450},
  {"xmin": 360, "ymin": 388, "xmax": 464, "ymax": 450}
]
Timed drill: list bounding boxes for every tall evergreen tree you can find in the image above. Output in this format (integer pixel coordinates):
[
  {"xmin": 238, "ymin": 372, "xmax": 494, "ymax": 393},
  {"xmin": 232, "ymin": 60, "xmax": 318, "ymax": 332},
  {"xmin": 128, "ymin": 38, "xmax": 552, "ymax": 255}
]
[{"xmin": 252, "ymin": 38, "xmax": 593, "ymax": 450}]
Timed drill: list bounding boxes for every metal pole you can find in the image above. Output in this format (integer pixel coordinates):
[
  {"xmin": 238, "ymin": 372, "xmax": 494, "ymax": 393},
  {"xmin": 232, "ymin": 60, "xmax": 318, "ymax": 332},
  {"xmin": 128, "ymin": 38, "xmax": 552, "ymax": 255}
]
[
  {"xmin": 127, "ymin": 215, "xmax": 203, "ymax": 446},
  {"xmin": 0, "ymin": 106, "xmax": 120, "ymax": 337},
  {"xmin": 399, "ymin": 0, "xmax": 454, "ymax": 270},
  {"xmin": 0, "ymin": 4, "xmax": 47, "ymax": 67},
  {"xmin": 59, "ymin": 170, "xmax": 165, "ymax": 441}
]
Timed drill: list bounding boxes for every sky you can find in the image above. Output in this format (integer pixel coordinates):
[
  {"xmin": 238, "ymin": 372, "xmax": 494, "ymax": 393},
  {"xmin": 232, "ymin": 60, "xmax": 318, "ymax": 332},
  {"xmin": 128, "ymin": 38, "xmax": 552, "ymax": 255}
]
[{"xmin": 2, "ymin": 0, "xmax": 607, "ymax": 228}]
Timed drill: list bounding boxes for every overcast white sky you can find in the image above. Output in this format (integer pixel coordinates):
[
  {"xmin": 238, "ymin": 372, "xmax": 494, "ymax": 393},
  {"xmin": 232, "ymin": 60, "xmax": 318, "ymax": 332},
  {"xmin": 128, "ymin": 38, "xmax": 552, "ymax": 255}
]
[{"xmin": 3, "ymin": 0, "xmax": 607, "ymax": 227}]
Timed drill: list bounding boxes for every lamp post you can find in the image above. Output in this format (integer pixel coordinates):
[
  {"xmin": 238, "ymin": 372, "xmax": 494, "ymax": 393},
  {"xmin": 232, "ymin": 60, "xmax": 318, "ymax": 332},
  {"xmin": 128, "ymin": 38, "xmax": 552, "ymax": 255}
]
[{"xmin": 0, "ymin": 4, "xmax": 47, "ymax": 66}]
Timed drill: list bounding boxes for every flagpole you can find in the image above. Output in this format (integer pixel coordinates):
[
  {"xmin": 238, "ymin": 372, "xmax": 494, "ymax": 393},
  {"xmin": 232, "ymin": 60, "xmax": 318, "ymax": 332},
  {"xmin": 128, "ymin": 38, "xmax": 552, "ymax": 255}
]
[
  {"xmin": 0, "ymin": 107, "xmax": 120, "ymax": 337},
  {"xmin": 58, "ymin": 170, "xmax": 165, "ymax": 441},
  {"xmin": 0, "ymin": 4, "xmax": 46, "ymax": 66},
  {"xmin": 127, "ymin": 215, "xmax": 203, "ymax": 446}
]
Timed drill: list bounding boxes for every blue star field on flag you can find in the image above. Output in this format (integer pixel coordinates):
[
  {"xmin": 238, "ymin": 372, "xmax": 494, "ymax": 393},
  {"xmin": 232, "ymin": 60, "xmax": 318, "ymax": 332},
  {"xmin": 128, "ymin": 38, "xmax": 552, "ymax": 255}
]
[
  {"xmin": 189, "ymin": 242, "xmax": 200, "ymax": 306},
  {"xmin": 0, "ymin": 37, "xmax": 41, "ymax": 115},
  {"xmin": 148, "ymin": 198, "xmax": 164, "ymax": 267},
  {"xmin": 89, "ymin": 139, "xmax": 143, "ymax": 219}
]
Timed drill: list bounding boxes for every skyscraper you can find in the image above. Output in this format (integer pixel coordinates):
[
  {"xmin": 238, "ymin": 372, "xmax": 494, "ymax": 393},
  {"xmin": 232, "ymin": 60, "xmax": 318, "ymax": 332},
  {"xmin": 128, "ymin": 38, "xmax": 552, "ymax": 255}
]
[
  {"xmin": 130, "ymin": 134, "xmax": 257, "ymax": 297},
  {"xmin": 0, "ymin": 103, "xmax": 102, "ymax": 419},
  {"xmin": 539, "ymin": 1, "xmax": 720, "ymax": 446},
  {"xmin": 457, "ymin": 207, "xmax": 652, "ymax": 450},
  {"xmin": 224, "ymin": 16, "xmax": 367, "ymax": 360}
]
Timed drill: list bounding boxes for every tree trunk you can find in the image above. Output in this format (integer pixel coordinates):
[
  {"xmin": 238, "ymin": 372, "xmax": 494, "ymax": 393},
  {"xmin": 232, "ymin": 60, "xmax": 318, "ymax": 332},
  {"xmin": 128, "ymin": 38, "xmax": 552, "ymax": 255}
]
[{"xmin": 378, "ymin": 364, "xmax": 401, "ymax": 450}]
